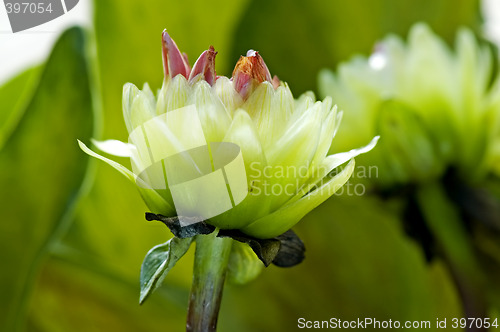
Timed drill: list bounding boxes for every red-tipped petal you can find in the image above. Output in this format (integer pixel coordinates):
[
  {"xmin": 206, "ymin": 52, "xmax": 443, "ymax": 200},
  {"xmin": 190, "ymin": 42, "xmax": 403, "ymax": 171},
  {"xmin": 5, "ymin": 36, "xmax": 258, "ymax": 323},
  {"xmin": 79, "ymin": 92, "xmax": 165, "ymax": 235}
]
[
  {"xmin": 246, "ymin": 50, "xmax": 272, "ymax": 82},
  {"xmin": 271, "ymin": 75, "xmax": 281, "ymax": 89},
  {"xmin": 162, "ymin": 30, "xmax": 191, "ymax": 79},
  {"xmin": 232, "ymin": 56, "xmax": 252, "ymax": 99},
  {"xmin": 232, "ymin": 50, "xmax": 273, "ymax": 99},
  {"xmin": 182, "ymin": 52, "xmax": 192, "ymax": 74},
  {"xmin": 188, "ymin": 46, "xmax": 217, "ymax": 85}
]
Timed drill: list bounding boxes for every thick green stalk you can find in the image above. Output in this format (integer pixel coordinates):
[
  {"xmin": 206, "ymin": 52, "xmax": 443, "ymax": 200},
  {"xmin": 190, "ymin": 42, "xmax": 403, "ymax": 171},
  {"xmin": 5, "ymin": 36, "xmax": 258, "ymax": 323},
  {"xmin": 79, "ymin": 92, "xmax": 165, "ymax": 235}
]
[
  {"xmin": 186, "ymin": 232, "xmax": 233, "ymax": 332},
  {"xmin": 416, "ymin": 182, "xmax": 487, "ymax": 329}
]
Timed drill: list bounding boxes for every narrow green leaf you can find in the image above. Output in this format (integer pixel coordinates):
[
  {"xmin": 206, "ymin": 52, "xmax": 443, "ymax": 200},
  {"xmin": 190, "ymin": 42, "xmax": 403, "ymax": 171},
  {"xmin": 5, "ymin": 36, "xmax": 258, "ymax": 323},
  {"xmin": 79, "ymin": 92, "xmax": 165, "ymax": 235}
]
[
  {"xmin": 140, "ymin": 237, "xmax": 193, "ymax": 304},
  {"xmin": 0, "ymin": 27, "xmax": 94, "ymax": 331}
]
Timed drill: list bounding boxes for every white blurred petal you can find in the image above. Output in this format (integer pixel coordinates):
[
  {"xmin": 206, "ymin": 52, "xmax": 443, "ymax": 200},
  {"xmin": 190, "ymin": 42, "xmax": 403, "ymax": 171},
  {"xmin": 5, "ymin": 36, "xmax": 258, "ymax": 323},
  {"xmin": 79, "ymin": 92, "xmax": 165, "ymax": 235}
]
[{"xmin": 91, "ymin": 139, "xmax": 135, "ymax": 157}]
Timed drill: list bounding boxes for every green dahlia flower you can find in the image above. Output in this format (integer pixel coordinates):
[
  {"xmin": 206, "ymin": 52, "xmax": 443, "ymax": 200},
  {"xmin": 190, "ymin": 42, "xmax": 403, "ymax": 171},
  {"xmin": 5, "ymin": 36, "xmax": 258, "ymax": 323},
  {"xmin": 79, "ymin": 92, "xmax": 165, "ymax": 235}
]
[
  {"xmin": 79, "ymin": 31, "xmax": 377, "ymax": 239},
  {"xmin": 319, "ymin": 23, "xmax": 500, "ymax": 187}
]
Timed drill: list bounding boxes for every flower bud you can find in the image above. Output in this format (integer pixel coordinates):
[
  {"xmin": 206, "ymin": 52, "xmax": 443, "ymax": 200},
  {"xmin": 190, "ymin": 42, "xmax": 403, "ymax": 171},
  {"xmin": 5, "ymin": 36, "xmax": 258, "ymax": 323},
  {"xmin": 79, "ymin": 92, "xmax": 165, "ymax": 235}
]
[{"xmin": 81, "ymin": 30, "xmax": 378, "ymax": 239}]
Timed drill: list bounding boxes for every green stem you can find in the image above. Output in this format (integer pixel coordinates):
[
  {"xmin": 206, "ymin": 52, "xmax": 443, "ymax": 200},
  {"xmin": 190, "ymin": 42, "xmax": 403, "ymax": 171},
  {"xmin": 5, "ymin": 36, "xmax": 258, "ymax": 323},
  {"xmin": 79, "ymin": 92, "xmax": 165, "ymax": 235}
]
[
  {"xmin": 186, "ymin": 232, "xmax": 233, "ymax": 332},
  {"xmin": 416, "ymin": 182, "xmax": 487, "ymax": 330}
]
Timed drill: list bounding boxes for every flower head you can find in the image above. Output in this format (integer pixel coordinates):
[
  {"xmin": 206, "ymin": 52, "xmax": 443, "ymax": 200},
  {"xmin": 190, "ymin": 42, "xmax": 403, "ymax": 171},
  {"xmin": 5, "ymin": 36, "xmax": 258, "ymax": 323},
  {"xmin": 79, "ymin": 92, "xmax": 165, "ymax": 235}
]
[
  {"xmin": 80, "ymin": 30, "xmax": 377, "ymax": 239},
  {"xmin": 319, "ymin": 23, "xmax": 500, "ymax": 188}
]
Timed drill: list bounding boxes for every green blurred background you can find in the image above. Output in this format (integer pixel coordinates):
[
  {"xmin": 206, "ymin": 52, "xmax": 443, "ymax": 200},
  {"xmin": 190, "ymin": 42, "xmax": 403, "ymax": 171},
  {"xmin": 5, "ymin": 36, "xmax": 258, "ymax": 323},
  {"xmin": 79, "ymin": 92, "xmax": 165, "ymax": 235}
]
[{"xmin": 0, "ymin": 0, "xmax": 495, "ymax": 331}]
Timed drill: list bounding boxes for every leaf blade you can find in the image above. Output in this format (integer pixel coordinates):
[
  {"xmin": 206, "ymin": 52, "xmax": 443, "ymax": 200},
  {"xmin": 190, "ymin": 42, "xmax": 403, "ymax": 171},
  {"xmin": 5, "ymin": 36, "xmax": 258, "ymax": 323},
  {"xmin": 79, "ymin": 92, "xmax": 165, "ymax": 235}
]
[
  {"xmin": 139, "ymin": 237, "xmax": 193, "ymax": 304},
  {"xmin": 0, "ymin": 66, "xmax": 42, "ymax": 150}
]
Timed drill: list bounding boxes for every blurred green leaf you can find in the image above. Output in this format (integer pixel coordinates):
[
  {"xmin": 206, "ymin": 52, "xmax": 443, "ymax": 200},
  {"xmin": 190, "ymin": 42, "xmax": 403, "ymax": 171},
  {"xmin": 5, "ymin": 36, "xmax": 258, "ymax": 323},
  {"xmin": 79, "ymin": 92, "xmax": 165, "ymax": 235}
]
[
  {"xmin": 0, "ymin": 66, "xmax": 41, "ymax": 149},
  {"xmin": 230, "ymin": 0, "xmax": 479, "ymax": 95},
  {"xmin": 28, "ymin": 256, "xmax": 188, "ymax": 332},
  {"xmin": 140, "ymin": 237, "xmax": 193, "ymax": 304},
  {"xmin": 0, "ymin": 27, "xmax": 93, "ymax": 331}
]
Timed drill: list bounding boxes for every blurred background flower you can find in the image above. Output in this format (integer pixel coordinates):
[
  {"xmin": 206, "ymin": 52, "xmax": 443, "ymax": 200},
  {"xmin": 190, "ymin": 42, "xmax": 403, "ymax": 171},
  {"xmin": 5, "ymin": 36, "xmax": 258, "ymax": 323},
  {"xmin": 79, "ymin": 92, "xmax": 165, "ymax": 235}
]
[
  {"xmin": 318, "ymin": 19, "xmax": 500, "ymax": 329},
  {"xmin": 1, "ymin": 0, "xmax": 499, "ymax": 331},
  {"xmin": 319, "ymin": 23, "xmax": 500, "ymax": 186}
]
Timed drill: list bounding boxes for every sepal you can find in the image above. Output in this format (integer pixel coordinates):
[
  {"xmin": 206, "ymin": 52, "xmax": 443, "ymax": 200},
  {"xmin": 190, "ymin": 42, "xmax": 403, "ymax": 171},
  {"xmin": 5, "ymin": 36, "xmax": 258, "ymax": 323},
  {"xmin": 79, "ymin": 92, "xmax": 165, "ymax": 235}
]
[{"xmin": 139, "ymin": 237, "xmax": 193, "ymax": 304}]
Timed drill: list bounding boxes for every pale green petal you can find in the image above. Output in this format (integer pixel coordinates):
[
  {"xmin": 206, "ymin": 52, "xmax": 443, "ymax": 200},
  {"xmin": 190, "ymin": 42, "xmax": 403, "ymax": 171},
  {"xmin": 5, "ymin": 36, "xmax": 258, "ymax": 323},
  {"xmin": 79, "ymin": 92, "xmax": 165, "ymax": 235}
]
[
  {"xmin": 132, "ymin": 94, "xmax": 155, "ymax": 128},
  {"xmin": 214, "ymin": 76, "xmax": 243, "ymax": 116},
  {"xmin": 377, "ymin": 100, "xmax": 442, "ymax": 184},
  {"xmin": 406, "ymin": 24, "xmax": 453, "ymax": 89},
  {"xmin": 471, "ymin": 82, "xmax": 500, "ymax": 178},
  {"xmin": 404, "ymin": 24, "xmax": 456, "ymax": 160},
  {"xmin": 209, "ymin": 110, "xmax": 270, "ymax": 230},
  {"xmin": 129, "ymin": 105, "xmax": 207, "ymax": 170},
  {"xmin": 331, "ymin": 110, "xmax": 343, "ymax": 140},
  {"xmin": 293, "ymin": 91, "xmax": 315, "ymax": 119},
  {"xmin": 241, "ymin": 159, "xmax": 356, "ymax": 239},
  {"xmin": 122, "ymin": 83, "xmax": 140, "ymax": 133},
  {"xmin": 294, "ymin": 136, "xmax": 379, "ymax": 203},
  {"xmin": 131, "ymin": 105, "xmax": 208, "ymax": 191},
  {"xmin": 264, "ymin": 102, "xmax": 323, "ymax": 210},
  {"xmin": 376, "ymin": 34, "xmax": 407, "ymax": 85},
  {"xmin": 319, "ymin": 66, "xmax": 380, "ymax": 154},
  {"xmin": 78, "ymin": 140, "xmax": 175, "ymax": 216},
  {"xmin": 156, "ymin": 75, "xmax": 191, "ymax": 114},
  {"xmin": 320, "ymin": 96, "xmax": 333, "ymax": 120},
  {"xmin": 190, "ymin": 81, "xmax": 231, "ymax": 143},
  {"xmin": 317, "ymin": 69, "xmax": 336, "ymax": 100},
  {"xmin": 138, "ymin": 186, "xmax": 176, "ymax": 217},
  {"xmin": 123, "ymin": 83, "xmax": 157, "ymax": 132},
  {"xmin": 79, "ymin": 139, "xmax": 135, "ymax": 181},
  {"xmin": 221, "ymin": 110, "xmax": 267, "ymax": 171},
  {"xmin": 242, "ymin": 82, "xmax": 294, "ymax": 147},
  {"xmin": 326, "ymin": 135, "xmax": 379, "ymax": 171},
  {"xmin": 93, "ymin": 134, "xmax": 155, "ymax": 184},
  {"xmin": 455, "ymin": 28, "xmax": 493, "ymax": 171},
  {"xmin": 267, "ymin": 101, "xmax": 322, "ymax": 165},
  {"xmin": 142, "ymin": 82, "xmax": 157, "ymax": 108},
  {"xmin": 309, "ymin": 104, "xmax": 338, "ymax": 168}
]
